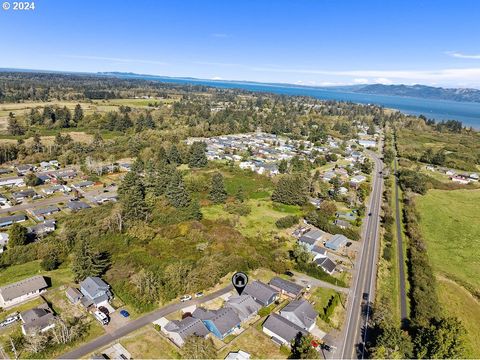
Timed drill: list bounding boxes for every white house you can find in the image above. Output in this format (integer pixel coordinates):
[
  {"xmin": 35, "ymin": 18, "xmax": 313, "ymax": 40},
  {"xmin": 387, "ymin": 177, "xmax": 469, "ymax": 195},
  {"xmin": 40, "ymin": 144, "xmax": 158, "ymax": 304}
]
[{"xmin": 0, "ymin": 276, "xmax": 49, "ymax": 308}]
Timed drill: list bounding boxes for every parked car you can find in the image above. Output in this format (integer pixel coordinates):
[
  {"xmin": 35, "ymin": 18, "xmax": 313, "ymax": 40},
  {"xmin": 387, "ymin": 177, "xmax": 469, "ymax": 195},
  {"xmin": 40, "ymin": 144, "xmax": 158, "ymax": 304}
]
[
  {"xmin": 119, "ymin": 310, "xmax": 130, "ymax": 318},
  {"xmin": 98, "ymin": 306, "xmax": 109, "ymax": 316},
  {"xmin": 194, "ymin": 292, "xmax": 204, "ymax": 298},
  {"xmin": 180, "ymin": 295, "xmax": 192, "ymax": 302}
]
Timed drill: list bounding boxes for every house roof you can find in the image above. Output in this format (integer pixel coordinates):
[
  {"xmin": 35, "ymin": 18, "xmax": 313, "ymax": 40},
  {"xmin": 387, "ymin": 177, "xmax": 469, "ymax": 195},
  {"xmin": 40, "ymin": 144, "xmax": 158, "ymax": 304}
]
[
  {"xmin": 164, "ymin": 316, "xmax": 209, "ymax": 340},
  {"xmin": 31, "ymin": 205, "xmax": 60, "ymax": 216},
  {"xmin": 65, "ymin": 287, "xmax": 83, "ymax": 300},
  {"xmin": 269, "ymin": 277, "xmax": 303, "ymax": 296},
  {"xmin": 225, "ymin": 350, "xmax": 251, "ymax": 360},
  {"xmin": 0, "ymin": 214, "xmax": 26, "ymax": 226},
  {"xmin": 263, "ymin": 313, "xmax": 306, "ymax": 343},
  {"xmin": 12, "ymin": 189, "xmax": 36, "ymax": 198},
  {"xmin": 0, "ymin": 276, "xmax": 48, "ymax": 302},
  {"xmin": 67, "ymin": 201, "xmax": 91, "ymax": 211},
  {"xmin": 20, "ymin": 303, "xmax": 55, "ymax": 334},
  {"xmin": 311, "ymin": 245, "xmax": 327, "ymax": 256},
  {"xmin": 325, "ymin": 234, "xmax": 349, "ymax": 249},
  {"xmin": 225, "ymin": 295, "xmax": 262, "ymax": 321},
  {"xmin": 280, "ymin": 299, "xmax": 318, "ymax": 329},
  {"xmin": 79, "ymin": 277, "xmax": 109, "ymax": 299},
  {"xmin": 315, "ymin": 257, "xmax": 337, "ymax": 273},
  {"xmin": 27, "ymin": 220, "xmax": 56, "ymax": 235},
  {"xmin": 244, "ymin": 281, "xmax": 278, "ymax": 305},
  {"xmin": 193, "ymin": 307, "xmax": 241, "ymax": 336},
  {"xmin": 300, "ymin": 228, "xmax": 326, "ymax": 244}
]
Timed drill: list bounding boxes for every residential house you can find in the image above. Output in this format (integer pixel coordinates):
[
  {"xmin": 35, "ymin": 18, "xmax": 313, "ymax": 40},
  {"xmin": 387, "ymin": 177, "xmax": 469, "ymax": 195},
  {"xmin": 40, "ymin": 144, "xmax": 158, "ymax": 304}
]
[
  {"xmin": 0, "ymin": 177, "xmax": 24, "ymax": 188},
  {"xmin": 268, "ymin": 277, "xmax": 304, "ymax": 299},
  {"xmin": 192, "ymin": 307, "xmax": 241, "ymax": 339},
  {"xmin": 225, "ymin": 295, "xmax": 262, "ymax": 321},
  {"xmin": 20, "ymin": 302, "xmax": 56, "ymax": 335},
  {"xmin": 163, "ymin": 316, "xmax": 210, "ymax": 346},
  {"xmin": 94, "ymin": 194, "xmax": 118, "ymax": 204},
  {"xmin": 42, "ymin": 184, "xmax": 71, "ymax": 195},
  {"xmin": 334, "ymin": 219, "xmax": 351, "ymax": 229},
  {"xmin": 311, "ymin": 245, "xmax": 328, "ymax": 260},
  {"xmin": 350, "ymin": 175, "xmax": 367, "ymax": 185},
  {"xmin": 279, "ymin": 299, "xmax": 318, "ymax": 331},
  {"xmin": 262, "ymin": 313, "xmax": 306, "ymax": 346},
  {"xmin": 29, "ymin": 205, "xmax": 60, "ymax": 221},
  {"xmin": 322, "ymin": 171, "xmax": 336, "ymax": 182},
  {"xmin": 27, "ymin": 220, "xmax": 56, "ymax": 237},
  {"xmin": 72, "ymin": 181, "xmax": 94, "ymax": 189},
  {"xmin": 243, "ymin": 281, "xmax": 279, "ymax": 307},
  {"xmin": 336, "ymin": 211, "xmax": 357, "ymax": 222},
  {"xmin": 15, "ymin": 164, "xmax": 33, "ymax": 175},
  {"xmin": 0, "ymin": 214, "xmax": 27, "ymax": 228},
  {"xmin": 65, "ymin": 287, "xmax": 83, "ymax": 304},
  {"xmin": 325, "ymin": 234, "xmax": 349, "ymax": 251},
  {"xmin": 315, "ymin": 257, "xmax": 337, "ymax": 275},
  {"xmin": 0, "ymin": 194, "xmax": 8, "ymax": 205},
  {"xmin": 79, "ymin": 276, "xmax": 112, "ymax": 307},
  {"xmin": 0, "ymin": 275, "xmax": 48, "ymax": 308},
  {"xmin": 358, "ymin": 140, "xmax": 376, "ymax": 148},
  {"xmin": 298, "ymin": 228, "xmax": 327, "ymax": 250},
  {"xmin": 67, "ymin": 201, "xmax": 91, "ymax": 212},
  {"xmin": 11, "ymin": 189, "xmax": 37, "ymax": 202}
]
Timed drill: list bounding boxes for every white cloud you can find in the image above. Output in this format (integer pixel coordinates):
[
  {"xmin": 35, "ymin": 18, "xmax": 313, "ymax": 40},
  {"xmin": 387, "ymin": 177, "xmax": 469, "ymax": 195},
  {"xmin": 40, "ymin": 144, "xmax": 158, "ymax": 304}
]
[
  {"xmin": 446, "ymin": 51, "xmax": 480, "ymax": 59},
  {"xmin": 62, "ymin": 55, "xmax": 168, "ymax": 66},
  {"xmin": 353, "ymin": 78, "xmax": 369, "ymax": 84},
  {"xmin": 374, "ymin": 77, "xmax": 393, "ymax": 84},
  {"xmin": 212, "ymin": 76, "xmax": 223, "ymax": 80}
]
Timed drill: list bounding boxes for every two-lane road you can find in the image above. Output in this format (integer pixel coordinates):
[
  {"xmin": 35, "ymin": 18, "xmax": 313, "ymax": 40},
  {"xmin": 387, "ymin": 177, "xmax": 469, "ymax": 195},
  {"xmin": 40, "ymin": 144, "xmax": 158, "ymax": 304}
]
[
  {"xmin": 58, "ymin": 285, "xmax": 233, "ymax": 359},
  {"xmin": 339, "ymin": 150, "xmax": 384, "ymax": 359}
]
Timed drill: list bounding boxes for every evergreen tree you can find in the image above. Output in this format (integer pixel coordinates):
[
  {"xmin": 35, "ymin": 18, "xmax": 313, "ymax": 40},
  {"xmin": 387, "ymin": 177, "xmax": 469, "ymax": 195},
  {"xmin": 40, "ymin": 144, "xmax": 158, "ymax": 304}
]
[
  {"xmin": 71, "ymin": 239, "xmax": 110, "ymax": 282},
  {"xmin": 289, "ymin": 333, "xmax": 319, "ymax": 359},
  {"xmin": 272, "ymin": 174, "xmax": 309, "ymax": 205},
  {"xmin": 209, "ymin": 172, "xmax": 227, "ymax": 204},
  {"xmin": 279, "ymin": 159, "xmax": 288, "ymax": 174},
  {"xmin": 7, "ymin": 114, "xmax": 26, "ymax": 136},
  {"xmin": 166, "ymin": 171, "xmax": 191, "ymax": 208},
  {"xmin": 8, "ymin": 223, "xmax": 28, "ymax": 246},
  {"xmin": 73, "ymin": 103, "xmax": 84, "ymax": 123},
  {"xmin": 235, "ymin": 186, "xmax": 245, "ymax": 203},
  {"xmin": 25, "ymin": 172, "xmax": 42, "ymax": 186},
  {"xmin": 168, "ymin": 144, "xmax": 182, "ymax": 164},
  {"xmin": 118, "ymin": 171, "xmax": 149, "ymax": 221},
  {"xmin": 188, "ymin": 141, "xmax": 208, "ymax": 168}
]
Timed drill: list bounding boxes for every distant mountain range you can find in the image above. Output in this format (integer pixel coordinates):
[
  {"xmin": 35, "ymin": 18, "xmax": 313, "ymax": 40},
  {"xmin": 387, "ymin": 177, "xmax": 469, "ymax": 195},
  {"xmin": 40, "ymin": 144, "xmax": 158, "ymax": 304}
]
[{"xmin": 352, "ymin": 84, "xmax": 480, "ymax": 103}]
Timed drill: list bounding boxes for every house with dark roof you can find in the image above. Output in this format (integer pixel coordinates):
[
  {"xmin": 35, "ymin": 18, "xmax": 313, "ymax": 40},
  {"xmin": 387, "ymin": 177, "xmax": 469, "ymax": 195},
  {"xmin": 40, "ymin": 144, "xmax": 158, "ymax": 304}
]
[
  {"xmin": 0, "ymin": 275, "xmax": 48, "ymax": 308},
  {"xmin": 262, "ymin": 313, "xmax": 306, "ymax": 346},
  {"xmin": 66, "ymin": 200, "xmax": 91, "ymax": 212},
  {"xmin": 192, "ymin": 307, "xmax": 241, "ymax": 339},
  {"xmin": 29, "ymin": 205, "xmax": 60, "ymax": 221},
  {"xmin": 243, "ymin": 281, "xmax": 278, "ymax": 307},
  {"xmin": 269, "ymin": 277, "xmax": 303, "ymax": 299},
  {"xmin": 27, "ymin": 220, "xmax": 56, "ymax": 237},
  {"xmin": 0, "ymin": 214, "xmax": 26, "ymax": 228},
  {"xmin": 279, "ymin": 299, "xmax": 318, "ymax": 331},
  {"xmin": 79, "ymin": 277, "xmax": 112, "ymax": 307},
  {"xmin": 163, "ymin": 316, "xmax": 210, "ymax": 346},
  {"xmin": 65, "ymin": 287, "xmax": 83, "ymax": 304},
  {"xmin": 225, "ymin": 295, "xmax": 262, "ymax": 321},
  {"xmin": 20, "ymin": 302, "xmax": 56, "ymax": 335},
  {"xmin": 314, "ymin": 257, "xmax": 337, "ymax": 275},
  {"xmin": 311, "ymin": 245, "xmax": 328, "ymax": 260},
  {"xmin": 72, "ymin": 181, "xmax": 94, "ymax": 189}
]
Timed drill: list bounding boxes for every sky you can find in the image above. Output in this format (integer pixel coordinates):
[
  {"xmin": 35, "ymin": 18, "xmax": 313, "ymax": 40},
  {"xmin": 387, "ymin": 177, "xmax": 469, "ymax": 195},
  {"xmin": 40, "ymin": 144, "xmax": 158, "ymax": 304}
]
[{"xmin": 1, "ymin": 0, "xmax": 480, "ymax": 88}]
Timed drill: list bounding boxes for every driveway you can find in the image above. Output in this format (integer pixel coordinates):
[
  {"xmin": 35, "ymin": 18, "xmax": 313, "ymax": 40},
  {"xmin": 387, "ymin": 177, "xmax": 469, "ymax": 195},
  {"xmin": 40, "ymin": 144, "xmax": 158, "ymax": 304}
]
[{"xmin": 292, "ymin": 271, "xmax": 349, "ymax": 294}]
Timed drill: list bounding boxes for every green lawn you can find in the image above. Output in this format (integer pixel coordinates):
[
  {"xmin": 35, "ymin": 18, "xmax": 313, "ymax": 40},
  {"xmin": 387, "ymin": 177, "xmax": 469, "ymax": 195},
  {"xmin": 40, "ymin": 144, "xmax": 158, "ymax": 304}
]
[
  {"xmin": 416, "ymin": 189, "xmax": 480, "ymax": 292},
  {"xmin": 0, "ymin": 260, "xmax": 73, "ymax": 287}
]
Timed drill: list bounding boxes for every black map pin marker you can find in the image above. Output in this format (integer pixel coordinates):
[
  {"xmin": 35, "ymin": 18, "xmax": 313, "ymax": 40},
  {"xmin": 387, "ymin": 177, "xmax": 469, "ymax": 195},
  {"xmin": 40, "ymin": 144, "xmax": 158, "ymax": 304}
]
[{"xmin": 232, "ymin": 272, "xmax": 248, "ymax": 295}]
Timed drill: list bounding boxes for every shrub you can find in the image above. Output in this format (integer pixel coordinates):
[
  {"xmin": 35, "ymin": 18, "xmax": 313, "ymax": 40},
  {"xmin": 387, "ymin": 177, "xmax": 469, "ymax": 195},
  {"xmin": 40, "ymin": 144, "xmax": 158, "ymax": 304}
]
[{"xmin": 275, "ymin": 215, "xmax": 299, "ymax": 229}]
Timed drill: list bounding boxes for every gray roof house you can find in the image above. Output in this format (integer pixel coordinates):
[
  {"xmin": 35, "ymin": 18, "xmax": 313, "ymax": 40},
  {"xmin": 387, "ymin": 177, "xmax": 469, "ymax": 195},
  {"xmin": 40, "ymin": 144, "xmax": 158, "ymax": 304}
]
[
  {"xmin": 325, "ymin": 234, "xmax": 349, "ymax": 251},
  {"xmin": 192, "ymin": 307, "xmax": 241, "ymax": 339},
  {"xmin": 27, "ymin": 220, "xmax": 56, "ymax": 237},
  {"xmin": 243, "ymin": 281, "xmax": 279, "ymax": 307},
  {"xmin": 65, "ymin": 287, "xmax": 83, "ymax": 304},
  {"xmin": 0, "ymin": 275, "xmax": 48, "ymax": 308},
  {"xmin": 0, "ymin": 214, "xmax": 27, "ymax": 228},
  {"xmin": 11, "ymin": 189, "xmax": 37, "ymax": 202},
  {"xmin": 67, "ymin": 201, "xmax": 91, "ymax": 212},
  {"xmin": 299, "ymin": 228, "xmax": 327, "ymax": 249},
  {"xmin": 314, "ymin": 257, "xmax": 337, "ymax": 275},
  {"xmin": 225, "ymin": 295, "xmax": 262, "ymax": 321},
  {"xmin": 262, "ymin": 313, "xmax": 306, "ymax": 346},
  {"xmin": 79, "ymin": 277, "xmax": 112, "ymax": 306},
  {"xmin": 20, "ymin": 302, "xmax": 56, "ymax": 335},
  {"xmin": 163, "ymin": 316, "xmax": 210, "ymax": 346},
  {"xmin": 30, "ymin": 205, "xmax": 60, "ymax": 220},
  {"xmin": 279, "ymin": 299, "xmax": 318, "ymax": 331},
  {"xmin": 269, "ymin": 277, "xmax": 304, "ymax": 299}
]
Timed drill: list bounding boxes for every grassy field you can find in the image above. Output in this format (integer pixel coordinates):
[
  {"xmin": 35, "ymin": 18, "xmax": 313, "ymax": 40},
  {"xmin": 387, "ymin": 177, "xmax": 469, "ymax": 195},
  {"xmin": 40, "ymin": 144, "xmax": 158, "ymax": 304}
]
[
  {"xmin": 0, "ymin": 260, "xmax": 73, "ymax": 287},
  {"xmin": 437, "ymin": 277, "xmax": 480, "ymax": 358},
  {"xmin": 119, "ymin": 326, "xmax": 181, "ymax": 359},
  {"xmin": 416, "ymin": 189, "xmax": 480, "ymax": 292}
]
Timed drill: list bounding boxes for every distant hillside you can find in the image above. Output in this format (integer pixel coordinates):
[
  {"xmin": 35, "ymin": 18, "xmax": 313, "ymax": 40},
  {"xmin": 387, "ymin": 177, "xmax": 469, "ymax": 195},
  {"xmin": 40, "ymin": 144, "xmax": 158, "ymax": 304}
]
[{"xmin": 354, "ymin": 84, "xmax": 480, "ymax": 103}]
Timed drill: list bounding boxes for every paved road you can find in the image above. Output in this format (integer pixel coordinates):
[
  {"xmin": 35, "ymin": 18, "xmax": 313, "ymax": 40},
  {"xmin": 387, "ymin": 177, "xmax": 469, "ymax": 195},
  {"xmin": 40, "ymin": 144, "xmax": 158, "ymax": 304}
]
[
  {"xmin": 393, "ymin": 156, "xmax": 408, "ymax": 322},
  {"xmin": 339, "ymin": 149, "xmax": 384, "ymax": 359},
  {"xmin": 58, "ymin": 286, "xmax": 233, "ymax": 359},
  {"xmin": 0, "ymin": 194, "xmax": 73, "ymax": 215},
  {"xmin": 292, "ymin": 271, "xmax": 349, "ymax": 294}
]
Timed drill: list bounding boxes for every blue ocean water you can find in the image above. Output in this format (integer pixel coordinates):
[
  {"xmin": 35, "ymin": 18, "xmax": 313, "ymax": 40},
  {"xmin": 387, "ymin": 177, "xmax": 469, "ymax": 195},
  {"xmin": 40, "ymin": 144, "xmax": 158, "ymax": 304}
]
[{"xmin": 119, "ymin": 74, "xmax": 480, "ymax": 129}]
